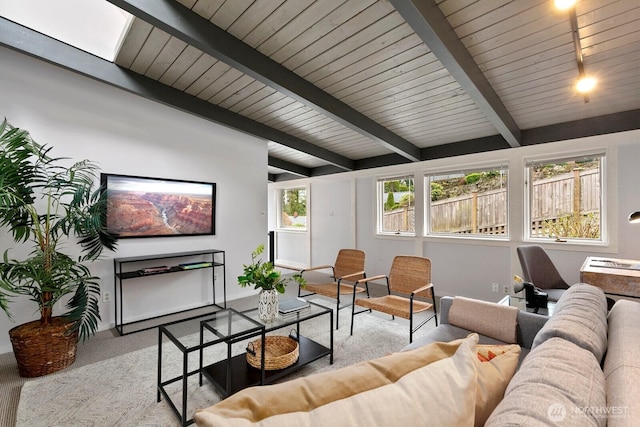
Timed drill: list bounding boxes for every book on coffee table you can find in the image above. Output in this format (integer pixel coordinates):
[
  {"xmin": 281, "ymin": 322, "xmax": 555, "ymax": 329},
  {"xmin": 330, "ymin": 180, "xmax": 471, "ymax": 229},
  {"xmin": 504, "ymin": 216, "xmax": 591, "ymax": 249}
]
[{"xmin": 278, "ymin": 298, "xmax": 311, "ymax": 315}]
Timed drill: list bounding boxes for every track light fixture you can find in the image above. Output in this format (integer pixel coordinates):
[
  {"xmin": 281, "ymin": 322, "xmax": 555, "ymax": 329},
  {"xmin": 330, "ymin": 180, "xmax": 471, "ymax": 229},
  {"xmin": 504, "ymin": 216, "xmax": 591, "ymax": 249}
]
[
  {"xmin": 555, "ymin": 0, "xmax": 594, "ymax": 102},
  {"xmin": 576, "ymin": 76, "xmax": 596, "ymax": 93},
  {"xmin": 554, "ymin": 0, "xmax": 577, "ymax": 10}
]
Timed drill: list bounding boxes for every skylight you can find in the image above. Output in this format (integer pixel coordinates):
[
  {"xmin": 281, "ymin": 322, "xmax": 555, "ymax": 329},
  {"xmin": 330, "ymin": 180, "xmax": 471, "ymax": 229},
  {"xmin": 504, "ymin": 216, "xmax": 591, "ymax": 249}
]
[{"xmin": 0, "ymin": 0, "xmax": 132, "ymax": 61}]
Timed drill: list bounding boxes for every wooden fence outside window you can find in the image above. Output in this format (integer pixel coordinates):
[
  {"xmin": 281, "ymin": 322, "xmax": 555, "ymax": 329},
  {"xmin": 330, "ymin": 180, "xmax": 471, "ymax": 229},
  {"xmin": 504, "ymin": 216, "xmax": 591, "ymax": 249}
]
[{"xmin": 383, "ymin": 169, "xmax": 599, "ymax": 236}]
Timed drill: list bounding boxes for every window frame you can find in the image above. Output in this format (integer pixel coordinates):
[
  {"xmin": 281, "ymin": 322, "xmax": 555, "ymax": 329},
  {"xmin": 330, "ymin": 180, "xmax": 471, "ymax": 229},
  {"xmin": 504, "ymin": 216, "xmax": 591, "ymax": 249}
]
[
  {"xmin": 277, "ymin": 185, "xmax": 308, "ymax": 232},
  {"xmin": 523, "ymin": 151, "xmax": 607, "ymax": 246},
  {"xmin": 424, "ymin": 164, "xmax": 510, "ymax": 241},
  {"xmin": 376, "ymin": 174, "xmax": 416, "ymax": 236}
]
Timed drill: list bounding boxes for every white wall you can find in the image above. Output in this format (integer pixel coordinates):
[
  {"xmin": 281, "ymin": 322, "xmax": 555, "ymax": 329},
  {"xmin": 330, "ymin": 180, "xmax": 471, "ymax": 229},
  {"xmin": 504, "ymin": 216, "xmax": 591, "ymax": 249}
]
[
  {"xmin": 0, "ymin": 47, "xmax": 269, "ymax": 353},
  {"xmin": 270, "ymin": 178, "xmax": 357, "ymax": 268},
  {"xmin": 309, "ymin": 178, "xmax": 356, "ymax": 265},
  {"xmin": 270, "ymin": 131, "xmax": 640, "ymax": 302}
]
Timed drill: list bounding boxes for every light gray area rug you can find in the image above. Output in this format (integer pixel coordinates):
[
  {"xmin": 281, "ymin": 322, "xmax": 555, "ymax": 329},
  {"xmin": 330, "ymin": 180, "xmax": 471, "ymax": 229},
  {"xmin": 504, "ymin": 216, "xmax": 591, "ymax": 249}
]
[{"xmin": 17, "ymin": 310, "xmax": 432, "ymax": 426}]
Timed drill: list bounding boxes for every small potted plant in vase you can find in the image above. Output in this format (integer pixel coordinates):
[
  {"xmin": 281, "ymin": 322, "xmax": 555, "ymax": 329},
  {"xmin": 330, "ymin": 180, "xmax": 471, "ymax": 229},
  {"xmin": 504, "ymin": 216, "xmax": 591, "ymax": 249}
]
[
  {"xmin": 237, "ymin": 244, "xmax": 305, "ymax": 322},
  {"xmin": 0, "ymin": 119, "xmax": 118, "ymax": 377}
]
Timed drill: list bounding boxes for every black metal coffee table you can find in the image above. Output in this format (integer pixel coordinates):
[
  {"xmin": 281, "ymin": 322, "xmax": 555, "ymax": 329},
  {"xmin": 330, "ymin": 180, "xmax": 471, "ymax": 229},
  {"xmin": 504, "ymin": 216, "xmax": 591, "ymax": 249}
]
[
  {"xmin": 200, "ymin": 301, "xmax": 333, "ymax": 397},
  {"xmin": 157, "ymin": 308, "xmax": 263, "ymax": 426},
  {"xmin": 157, "ymin": 301, "xmax": 332, "ymax": 426}
]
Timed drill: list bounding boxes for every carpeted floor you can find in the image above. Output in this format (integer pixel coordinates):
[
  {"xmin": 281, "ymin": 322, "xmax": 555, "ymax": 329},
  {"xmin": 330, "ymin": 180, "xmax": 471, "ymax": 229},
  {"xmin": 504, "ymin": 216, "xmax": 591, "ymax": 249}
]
[
  {"xmin": 15, "ymin": 303, "xmax": 424, "ymax": 426},
  {"xmin": 1, "ymin": 283, "xmax": 434, "ymax": 426},
  {"xmin": 0, "ymin": 289, "xmax": 261, "ymax": 427}
]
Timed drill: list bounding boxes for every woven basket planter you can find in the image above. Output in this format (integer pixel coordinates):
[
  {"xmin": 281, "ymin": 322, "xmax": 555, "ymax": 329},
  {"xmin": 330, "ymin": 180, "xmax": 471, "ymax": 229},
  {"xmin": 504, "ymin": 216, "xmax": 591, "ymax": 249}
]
[
  {"xmin": 9, "ymin": 317, "xmax": 78, "ymax": 378},
  {"xmin": 246, "ymin": 335, "xmax": 299, "ymax": 370}
]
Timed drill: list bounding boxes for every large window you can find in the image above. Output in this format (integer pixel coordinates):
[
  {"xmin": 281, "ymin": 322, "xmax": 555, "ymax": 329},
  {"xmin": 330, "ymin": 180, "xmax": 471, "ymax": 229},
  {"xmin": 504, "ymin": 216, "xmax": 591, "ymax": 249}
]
[
  {"xmin": 426, "ymin": 166, "xmax": 508, "ymax": 237},
  {"xmin": 279, "ymin": 187, "xmax": 307, "ymax": 230},
  {"xmin": 378, "ymin": 176, "xmax": 415, "ymax": 235},
  {"xmin": 526, "ymin": 154, "xmax": 604, "ymax": 243}
]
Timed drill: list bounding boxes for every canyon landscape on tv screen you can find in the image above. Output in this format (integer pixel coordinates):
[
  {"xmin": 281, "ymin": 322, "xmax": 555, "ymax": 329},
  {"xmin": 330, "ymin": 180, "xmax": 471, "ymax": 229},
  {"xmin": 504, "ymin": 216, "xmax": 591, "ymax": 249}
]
[{"xmin": 102, "ymin": 174, "xmax": 215, "ymax": 238}]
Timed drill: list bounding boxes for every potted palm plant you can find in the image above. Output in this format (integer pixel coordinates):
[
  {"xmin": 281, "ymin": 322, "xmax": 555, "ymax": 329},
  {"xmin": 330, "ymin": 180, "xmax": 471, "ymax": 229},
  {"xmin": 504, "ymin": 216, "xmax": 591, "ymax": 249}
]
[
  {"xmin": 237, "ymin": 244, "xmax": 305, "ymax": 322},
  {"xmin": 0, "ymin": 119, "xmax": 118, "ymax": 377}
]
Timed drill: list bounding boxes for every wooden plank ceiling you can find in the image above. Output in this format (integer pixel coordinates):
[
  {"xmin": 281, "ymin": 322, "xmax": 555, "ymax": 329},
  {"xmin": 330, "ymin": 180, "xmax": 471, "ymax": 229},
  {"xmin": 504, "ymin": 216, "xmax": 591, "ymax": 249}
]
[{"xmin": 3, "ymin": 0, "xmax": 638, "ymax": 181}]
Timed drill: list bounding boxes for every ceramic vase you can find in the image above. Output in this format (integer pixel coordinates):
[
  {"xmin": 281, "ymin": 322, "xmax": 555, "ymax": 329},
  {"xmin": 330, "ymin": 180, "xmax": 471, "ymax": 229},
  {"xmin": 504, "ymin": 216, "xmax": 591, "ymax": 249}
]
[{"xmin": 258, "ymin": 288, "xmax": 279, "ymax": 322}]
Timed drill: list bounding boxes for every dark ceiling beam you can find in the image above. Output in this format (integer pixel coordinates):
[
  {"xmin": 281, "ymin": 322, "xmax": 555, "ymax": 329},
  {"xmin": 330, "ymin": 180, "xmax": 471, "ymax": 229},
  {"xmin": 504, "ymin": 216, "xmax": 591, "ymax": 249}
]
[
  {"xmin": 269, "ymin": 172, "xmax": 305, "ymax": 182},
  {"xmin": 0, "ymin": 17, "xmax": 354, "ymax": 173},
  {"xmin": 271, "ymin": 165, "xmax": 353, "ymax": 180},
  {"xmin": 106, "ymin": 0, "xmax": 421, "ymax": 162},
  {"xmin": 298, "ymin": 110, "xmax": 640, "ymax": 177},
  {"xmin": 268, "ymin": 157, "xmax": 310, "ymax": 177},
  {"xmin": 422, "ymin": 135, "xmax": 510, "ymax": 160},
  {"xmin": 522, "ymin": 110, "xmax": 640, "ymax": 145},
  {"xmin": 355, "ymin": 153, "xmax": 412, "ymax": 170},
  {"xmin": 389, "ymin": 0, "xmax": 521, "ymax": 148},
  {"xmin": 310, "ymin": 164, "xmax": 351, "ymax": 177}
]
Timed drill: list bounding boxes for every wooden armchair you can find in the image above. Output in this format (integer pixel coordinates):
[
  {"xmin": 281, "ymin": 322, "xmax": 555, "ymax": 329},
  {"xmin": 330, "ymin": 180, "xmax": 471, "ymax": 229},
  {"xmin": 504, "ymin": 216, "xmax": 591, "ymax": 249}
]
[
  {"xmin": 350, "ymin": 256, "xmax": 437, "ymax": 343},
  {"xmin": 298, "ymin": 249, "xmax": 366, "ymax": 329}
]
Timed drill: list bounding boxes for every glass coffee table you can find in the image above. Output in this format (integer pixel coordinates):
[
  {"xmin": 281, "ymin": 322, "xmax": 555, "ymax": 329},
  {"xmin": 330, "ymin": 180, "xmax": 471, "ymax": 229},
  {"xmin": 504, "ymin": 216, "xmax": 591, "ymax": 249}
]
[
  {"xmin": 200, "ymin": 301, "xmax": 333, "ymax": 397},
  {"xmin": 157, "ymin": 308, "xmax": 263, "ymax": 426},
  {"xmin": 498, "ymin": 295, "xmax": 556, "ymax": 316},
  {"xmin": 157, "ymin": 301, "xmax": 332, "ymax": 426}
]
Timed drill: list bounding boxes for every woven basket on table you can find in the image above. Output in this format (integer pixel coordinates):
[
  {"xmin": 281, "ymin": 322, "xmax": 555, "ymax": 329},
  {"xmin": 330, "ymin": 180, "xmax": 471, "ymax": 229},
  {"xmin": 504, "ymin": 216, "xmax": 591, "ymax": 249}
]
[{"xmin": 246, "ymin": 334, "xmax": 299, "ymax": 370}]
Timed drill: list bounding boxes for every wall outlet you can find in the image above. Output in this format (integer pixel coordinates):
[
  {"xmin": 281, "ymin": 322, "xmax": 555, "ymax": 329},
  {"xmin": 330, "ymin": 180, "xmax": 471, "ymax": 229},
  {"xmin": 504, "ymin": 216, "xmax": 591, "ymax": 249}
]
[
  {"xmin": 503, "ymin": 285, "xmax": 510, "ymax": 294},
  {"xmin": 102, "ymin": 291, "xmax": 111, "ymax": 303},
  {"xmin": 214, "ymin": 274, "xmax": 218, "ymax": 281},
  {"xmin": 491, "ymin": 283, "xmax": 499, "ymax": 293}
]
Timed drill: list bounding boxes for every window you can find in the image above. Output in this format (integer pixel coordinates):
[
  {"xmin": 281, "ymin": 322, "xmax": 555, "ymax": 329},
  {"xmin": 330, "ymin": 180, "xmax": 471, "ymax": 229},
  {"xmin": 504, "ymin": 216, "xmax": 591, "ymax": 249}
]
[
  {"xmin": 426, "ymin": 166, "xmax": 508, "ymax": 237},
  {"xmin": 279, "ymin": 187, "xmax": 307, "ymax": 230},
  {"xmin": 526, "ymin": 154, "xmax": 604, "ymax": 242},
  {"xmin": 378, "ymin": 176, "xmax": 415, "ymax": 234},
  {"xmin": 0, "ymin": 0, "xmax": 132, "ymax": 61}
]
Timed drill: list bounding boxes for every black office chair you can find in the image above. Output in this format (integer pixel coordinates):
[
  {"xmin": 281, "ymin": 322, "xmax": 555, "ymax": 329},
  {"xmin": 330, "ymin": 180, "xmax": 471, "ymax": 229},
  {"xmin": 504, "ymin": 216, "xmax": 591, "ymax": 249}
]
[{"xmin": 516, "ymin": 245, "xmax": 569, "ymax": 303}]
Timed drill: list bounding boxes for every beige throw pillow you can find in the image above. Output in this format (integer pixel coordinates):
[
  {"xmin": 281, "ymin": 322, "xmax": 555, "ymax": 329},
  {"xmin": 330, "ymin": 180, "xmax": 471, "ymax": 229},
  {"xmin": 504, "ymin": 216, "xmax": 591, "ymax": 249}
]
[
  {"xmin": 193, "ymin": 334, "xmax": 520, "ymax": 427},
  {"xmin": 193, "ymin": 335, "xmax": 481, "ymax": 427},
  {"xmin": 197, "ymin": 336, "xmax": 474, "ymax": 422},
  {"xmin": 449, "ymin": 296, "xmax": 519, "ymax": 343},
  {"xmin": 475, "ymin": 343, "xmax": 521, "ymax": 426}
]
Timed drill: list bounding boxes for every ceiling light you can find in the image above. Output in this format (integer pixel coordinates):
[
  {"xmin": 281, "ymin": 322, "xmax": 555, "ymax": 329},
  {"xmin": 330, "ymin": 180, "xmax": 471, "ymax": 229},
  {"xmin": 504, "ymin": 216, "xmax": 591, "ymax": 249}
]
[
  {"xmin": 563, "ymin": 4, "xmax": 593, "ymax": 102},
  {"xmin": 554, "ymin": 0, "xmax": 577, "ymax": 10},
  {"xmin": 576, "ymin": 76, "xmax": 596, "ymax": 93},
  {"xmin": 629, "ymin": 211, "xmax": 640, "ymax": 224}
]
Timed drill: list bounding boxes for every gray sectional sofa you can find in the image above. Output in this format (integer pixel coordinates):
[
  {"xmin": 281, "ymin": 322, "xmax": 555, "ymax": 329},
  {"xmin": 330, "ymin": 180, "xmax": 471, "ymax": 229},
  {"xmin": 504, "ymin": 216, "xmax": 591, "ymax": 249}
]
[
  {"xmin": 403, "ymin": 295, "xmax": 548, "ymax": 364},
  {"xmin": 194, "ymin": 282, "xmax": 639, "ymax": 426},
  {"xmin": 405, "ymin": 283, "xmax": 639, "ymax": 426}
]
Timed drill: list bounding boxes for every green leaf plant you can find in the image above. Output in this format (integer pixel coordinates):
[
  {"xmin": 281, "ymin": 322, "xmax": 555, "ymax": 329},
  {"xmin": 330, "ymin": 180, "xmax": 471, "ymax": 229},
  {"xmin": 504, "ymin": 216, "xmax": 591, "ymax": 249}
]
[
  {"xmin": 237, "ymin": 244, "xmax": 305, "ymax": 294},
  {"xmin": 0, "ymin": 119, "xmax": 118, "ymax": 342}
]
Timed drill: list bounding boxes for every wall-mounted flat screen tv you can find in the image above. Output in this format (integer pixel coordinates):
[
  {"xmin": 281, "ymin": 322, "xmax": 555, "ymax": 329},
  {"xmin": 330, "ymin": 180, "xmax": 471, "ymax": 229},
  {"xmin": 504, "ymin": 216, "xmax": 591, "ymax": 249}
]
[{"xmin": 101, "ymin": 173, "xmax": 216, "ymax": 238}]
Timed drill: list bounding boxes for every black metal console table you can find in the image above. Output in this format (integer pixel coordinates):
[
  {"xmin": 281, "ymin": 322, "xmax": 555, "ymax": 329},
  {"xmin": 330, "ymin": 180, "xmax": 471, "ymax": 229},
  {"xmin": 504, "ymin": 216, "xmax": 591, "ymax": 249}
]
[{"xmin": 113, "ymin": 249, "xmax": 226, "ymax": 335}]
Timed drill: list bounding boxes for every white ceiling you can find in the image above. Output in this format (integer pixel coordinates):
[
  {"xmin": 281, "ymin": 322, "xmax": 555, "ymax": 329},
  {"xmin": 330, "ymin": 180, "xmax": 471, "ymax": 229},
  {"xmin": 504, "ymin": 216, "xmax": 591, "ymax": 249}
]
[{"xmin": 1, "ymin": 0, "xmax": 638, "ymax": 180}]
